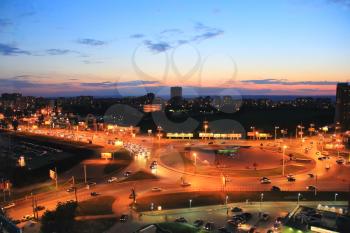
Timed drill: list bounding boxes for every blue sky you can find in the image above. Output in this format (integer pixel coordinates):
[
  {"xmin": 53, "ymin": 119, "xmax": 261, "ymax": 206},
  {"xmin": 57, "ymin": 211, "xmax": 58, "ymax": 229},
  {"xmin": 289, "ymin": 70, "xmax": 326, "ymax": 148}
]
[{"xmin": 0, "ymin": 0, "xmax": 349, "ymax": 96}]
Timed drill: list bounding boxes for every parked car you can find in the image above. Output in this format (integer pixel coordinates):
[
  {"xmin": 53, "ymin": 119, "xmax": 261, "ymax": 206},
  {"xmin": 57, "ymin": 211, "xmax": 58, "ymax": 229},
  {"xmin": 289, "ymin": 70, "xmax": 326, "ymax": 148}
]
[
  {"xmin": 231, "ymin": 207, "xmax": 243, "ymax": 213},
  {"xmin": 90, "ymin": 192, "xmax": 99, "ymax": 196},
  {"xmin": 218, "ymin": 227, "xmax": 231, "ymax": 233},
  {"xmin": 119, "ymin": 214, "xmax": 128, "ymax": 222},
  {"xmin": 271, "ymin": 186, "xmax": 281, "ymax": 191},
  {"xmin": 261, "ymin": 213, "xmax": 270, "ymax": 221},
  {"xmin": 193, "ymin": 219, "xmax": 204, "ymax": 227},
  {"xmin": 204, "ymin": 222, "xmax": 215, "ymax": 231},
  {"xmin": 306, "ymin": 185, "xmax": 317, "ymax": 191},
  {"xmin": 175, "ymin": 217, "xmax": 187, "ymax": 223},
  {"xmin": 87, "ymin": 181, "xmax": 97, "ymax": 186}
]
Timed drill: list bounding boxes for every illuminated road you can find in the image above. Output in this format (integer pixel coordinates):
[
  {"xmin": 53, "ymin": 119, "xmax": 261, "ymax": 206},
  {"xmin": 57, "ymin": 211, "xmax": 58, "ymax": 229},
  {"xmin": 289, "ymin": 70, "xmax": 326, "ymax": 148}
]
[{"xmin": 4, "ymin": 127, "xmax": 350, "ymax": 232}]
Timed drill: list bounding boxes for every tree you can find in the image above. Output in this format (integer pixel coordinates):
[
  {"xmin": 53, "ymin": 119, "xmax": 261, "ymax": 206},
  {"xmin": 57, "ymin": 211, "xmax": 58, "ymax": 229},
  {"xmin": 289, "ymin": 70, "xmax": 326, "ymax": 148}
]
[{"xmin": 41, "ymin": 201, "xmax": 78, "ymax": 233}]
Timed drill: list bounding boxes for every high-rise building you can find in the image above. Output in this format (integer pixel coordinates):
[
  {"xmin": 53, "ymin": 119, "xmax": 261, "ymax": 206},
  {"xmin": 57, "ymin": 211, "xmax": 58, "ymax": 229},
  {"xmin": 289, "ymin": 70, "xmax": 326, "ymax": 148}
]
[
  {"xmin": 335, "ymin": 83, "xmax": 350, "ymax": 131},
  {"xmin": 170, "ymin": 86, "xmax": 182, "ymax": 99}
]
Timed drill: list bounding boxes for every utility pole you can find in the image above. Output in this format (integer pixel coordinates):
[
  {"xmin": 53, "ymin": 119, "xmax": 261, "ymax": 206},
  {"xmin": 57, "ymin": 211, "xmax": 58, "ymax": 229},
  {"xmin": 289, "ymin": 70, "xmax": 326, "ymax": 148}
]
[
  {"xmin": 74, "ymin": 187, "xmax": 78, "ymax": 203},
  {"xmin": 31, "ymin": 193, "xmax": 35, "ymax": 220},
  {"xmin": 84, "ymin": 164, "xmax": 87, "ymax": 183},
  {"xmin": 55, "ymin": 167, "xmax": 58, "ymax": 190}
]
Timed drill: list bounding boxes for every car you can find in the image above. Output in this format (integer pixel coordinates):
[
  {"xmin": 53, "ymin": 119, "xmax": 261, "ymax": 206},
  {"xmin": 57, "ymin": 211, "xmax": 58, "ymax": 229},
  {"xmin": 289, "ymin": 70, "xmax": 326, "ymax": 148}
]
[
  {"xmin": 241, "ymin": 212, "xmax": 253, "ymax": 221},
  {"xmin": 34, "ymin": 206, "xmax": 45, "ymax": 211},
  {"xmin": 227, "ymin": 220, "xmax": 239, "ymax": 227},
  {"xmin": 261, "ymin": 213, "xmax": 270, "ymax": 221},
  {"xmin": 231, "ymin": 207, "xmax": 243, "ymax": 212},
  {"xmin": 90, "ymin": 192, "xmax": 99, "ymax": 196},
  {"xmin": 260, "ymin": 177, "xmax": 271, "ymax": 184},
  {"xmin": 218, "ymin": 227, "xmax": 230, "ymax": 233},
  {"xmin": 22, "ymin": 214, "xmax": 34, "ymax": 221},
  {"xmin": 204, "ymin": 222, "xmax": 215, "ymax": 231},
  {"xmin": 66, "ymin": 187, "xmax": 75, "ymax": 192},
  {"xmin": 287, "ymin": 175, "xmax": 296, "ymax": 182},
  {"xmin": 232, "ymin": 215, "xmax": 246, "ymax": 224},
  {"xmin": 306, "ymin": 185, "xmax": 317, "ymax": 191},
  {"xmin": 271, "ymin": 186, "xmax": 281, "ymax": 191},
  {"xmin": 175, "ymin": 217, "xmax": 187, "ymax": 223},
  {"xmin": 208, "ymin": 142, "xmax": 214, "ymax": 144},
  {"xmin": 248, "ymin": 227, "xmax": 257, "ymax": 233},
  {"xmin": 336, "ymin": 159, "xmax": 344, "ymax": 165},
  {"xmin": 87, "ymin": 181, "xmax": 97, "ymax": 186},
  {"xmin": 124, "ymin": 171, "xmax": 132, "ymax": 177},
  {"xmin": 181, "ymin": 182, "xmax": 191, "ymax": 187},
  {"xmin": 151, "ymin": 187, "xmax": 162, "ymax": 192},
  {"xmin": 308, "ymin": 173, "xmax": 314, "ymax": 178},
  {"xmin": 119, "ymin": 214, "xmax": 128, "ymax": 222},
  {"xmin": 107, "ymin": 177, "xmax": 118, "ymax": 183},
  {"xmin": 2, "ymin": 202, "xmax": 15, "ymax": 210},
  {"xmin": 151, "ymin": 160, "xmax": 158, "ymax": 165},
  {"xmin": 193, "ymin": 219, "xmax": 204, "ymax": 227},
  {"xmin": 318, "ymin": 156, "xmax": 326, "ymax": 161}
]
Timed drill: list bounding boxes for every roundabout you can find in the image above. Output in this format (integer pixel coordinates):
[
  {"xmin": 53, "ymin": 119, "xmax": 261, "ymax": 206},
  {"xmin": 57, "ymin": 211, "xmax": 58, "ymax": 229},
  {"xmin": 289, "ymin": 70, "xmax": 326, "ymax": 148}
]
[{"xmin": 159, "ymin": 142, "xmax": 316, "ymax": 178}]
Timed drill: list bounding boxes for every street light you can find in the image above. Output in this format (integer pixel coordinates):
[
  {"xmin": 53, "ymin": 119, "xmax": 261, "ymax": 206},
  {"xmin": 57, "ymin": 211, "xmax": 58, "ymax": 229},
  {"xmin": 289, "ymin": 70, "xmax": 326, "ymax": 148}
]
[
  {"xmin": 251, "ymin": 126, "xmax": 255, "ymax": 140},
  {"xmin": 260, "ymin": 193, "xmax": 264, "ymax": 212},
  {"xmin": 275, "ymin": 126, "xmax": 279, "ymax": 141},
  {"xmin": 282, "ymin": 145, "xmax": 287, "ymax": 176},
  {"xmin": 297, "ymin": 193, "xmax": 301, "ymax": 205},
  {"xmin": 225, "ymin": 195, "xmax": 229, "ymax": 205},
  {"xmin": 335, "ymin": 193, "xmax": 338, "ymax": 202},
  {"xmin": 189, "ymin": 199, "xmax": 192, "ymax": 208}
]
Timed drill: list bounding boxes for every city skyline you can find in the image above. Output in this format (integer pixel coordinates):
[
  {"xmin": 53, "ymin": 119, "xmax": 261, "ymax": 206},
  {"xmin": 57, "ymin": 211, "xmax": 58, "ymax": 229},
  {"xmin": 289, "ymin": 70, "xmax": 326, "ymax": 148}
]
[{"xmin": 1, "ymin": 0, "xmax": 350, "ymax": 96}]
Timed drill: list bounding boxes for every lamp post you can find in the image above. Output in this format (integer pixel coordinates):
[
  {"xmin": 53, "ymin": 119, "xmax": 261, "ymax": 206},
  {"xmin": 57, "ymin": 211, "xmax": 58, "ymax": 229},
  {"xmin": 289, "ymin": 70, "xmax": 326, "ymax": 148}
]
[
  {"xmin": 251, "ymin": 126, "xmax": 255, "ymax": 140},
  {"xmin": 335, "ymin": 193, "xmax": 338, "ymax": 202},
  {"xmin": 282, "ymin": 145, "xmax": 287, "ymax": 176},
  {"xmin": 189, "ymin": 199, "xmax": 192, "ymax": 208},
  {"xmin": 260, "ymin": 193, "xmax": 264, "ymax": 212},
  {"xmin": 297, "ymin": 193, "xmax": 301, "ymax": 205},
  {"xmin": 275, "ymin": 126, "xmax": 279, "ymax": 141},
  {"xmin": 225, "ymin": 195, "xmax": 229, "ymax": 206},
  {"xmin": 203, "ymin": 121, "xmax": 208, "ymax": 140}
]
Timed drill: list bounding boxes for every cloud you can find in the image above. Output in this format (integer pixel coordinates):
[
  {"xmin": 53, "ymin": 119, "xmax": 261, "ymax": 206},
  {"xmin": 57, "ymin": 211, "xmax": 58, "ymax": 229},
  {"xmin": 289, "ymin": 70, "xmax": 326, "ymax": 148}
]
[
  {"xmin": 328, "ymin": 0, "xmax": 350, "ymax": 7},
  {"xmin": 130, "ymin": 34, "xmax": 145, "ymax": 39},
  {"xmin": 80, "ymin": 80, "xmax": 160, "ymax": 88},
  {"xmin": 160, "ymin": 29, "xmax": 183, "ymax": 35},
  {"xmin": 241, "ymin": 78, "xmax": 339, "ymax": 85},
  {"xmin": 45, "ymin": 49, "xmax": 76, "ymax": 55},
  {"xmin": 143, "ymin": 40, "xmax": 172, "ymax": 53},
  {"xmin": 0, "ymin": 19, "xmax": 12, "ymax": 28},
  {"xmin": 81, "ymin": 60, "xmax": 103, "ymax": 64},
  {"xmin": 77, "ymin": 38, "xmax": 106, "ymax": 46},
  {"xmin": 192, "ymin": 22, "xmax": 224, "ymax": 41},
  {"xmin": 0, "ymin": 43, "xmax": 31, "ymax": 56}
]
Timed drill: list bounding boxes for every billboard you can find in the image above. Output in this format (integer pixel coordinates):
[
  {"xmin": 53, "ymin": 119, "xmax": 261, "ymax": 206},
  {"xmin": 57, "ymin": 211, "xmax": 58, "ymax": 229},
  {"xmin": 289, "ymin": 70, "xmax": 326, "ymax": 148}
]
[
  {"xmin": 101, "ymin": 152, "xmax": 112, "ymax": 159},
  {"xmin": 49, "ymin": 169, "xmax": 56, "ymax": 180}
]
